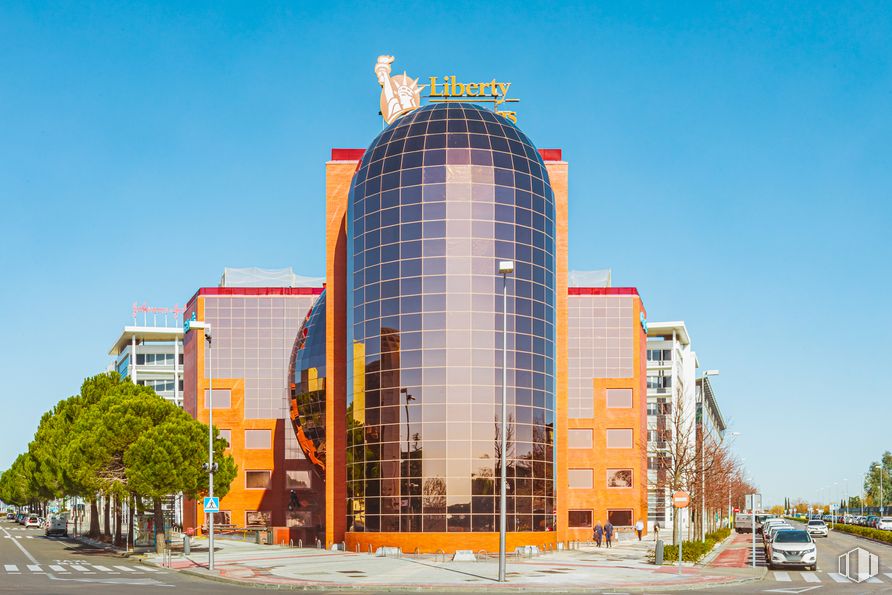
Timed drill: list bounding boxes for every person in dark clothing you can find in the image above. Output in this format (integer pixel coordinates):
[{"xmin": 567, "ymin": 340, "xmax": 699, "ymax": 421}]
[
  {"xmin": 604, "ymin": 521, "xmax": 614, "ymax": 548},
  {"xmin": 593, "ymin": 521, "xmax": 603, "ymax": 547}
]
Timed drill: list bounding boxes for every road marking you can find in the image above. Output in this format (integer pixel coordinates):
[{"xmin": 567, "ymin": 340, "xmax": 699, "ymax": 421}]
[
  {"xmin": 763, "ymin": 587, "xmax": 822, "ymax": 593},
  {"xmin": 4, "ymin": 564, "xmax": 19, "ymax": 572},
  {"xmin": 114, "ymin": 565, "xmax": 136, "ymax": 572},
  {"xmin": 27, "ymin": 564, "xmax": 42, "ymax": 572},
  {"xmin": 70, "ymin": 564, "xmax": 90, "ymax": 572},
  {"xmin": 15, "ymin": 536, "xmax": 22, "ymax": 539},
  {"xmin": 885, "ymin": 572, "xmax": 892, "ymax": 579},
  {"xmin": 49, "ymin": 564, "xmax": 66, "ymax": 572},
  {"xmin": 91, "ymin": 564, "xmax": 113, "ymax": 572},
  {"xmin": 774, "ymin": 572, "xmax": 792, "ymax": 581},
  {"xmin": 801, "ymin": 572, "xmax": 820, "ymax": 582},
  {"xmin": 828, "ymin": 572, "xmax": 851, "ymax": 583},
  {"xmin": 866, "ymin": 576, "xmax": 882, "ymax": 583},
  {"xmin": 26, "ymin": 536, "xmax": 33, "ymax": 539},
  {"xmin": 141, "ymin": 566, "xmax": 159, "ymax": 572}
]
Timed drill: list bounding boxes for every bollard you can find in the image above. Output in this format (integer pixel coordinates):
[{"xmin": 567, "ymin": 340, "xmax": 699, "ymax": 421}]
[
  {"xmin": 655, "ymin": 539, "xmax": 664, "ymax": 565},
  {"xmin": 290, "ymin": 539, "xmax": 294, "ymax": 548},
  {"xmin": 298, "ymin": 538, "xmax": 303, "ymax": 548},
  {"xmin": 356, "ymin": 543, "xmax": 360, "ymax": 553},
  {"xmin": 184, "ymin": 535, "xmax": 191, "ymax": 556}
]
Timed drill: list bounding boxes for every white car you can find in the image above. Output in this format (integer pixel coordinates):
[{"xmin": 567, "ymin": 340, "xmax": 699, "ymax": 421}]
[
  {"xmin": 768, "ymin": 529, "xmax": 818, "ymax": 571},
  {"xmin": 877, "ymin": 517, "xmax": 892, "ymax": 531},
  {"xmin": 23, "ymin": 515, "xmax": 41, "ymax": 528},
  {"xmin": 806, "ymin": 519, "xmax": 828, "ymax": 537}
]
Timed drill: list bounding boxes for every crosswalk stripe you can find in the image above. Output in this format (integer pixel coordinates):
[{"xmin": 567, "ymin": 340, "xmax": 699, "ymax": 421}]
[
  {"xmin": 49, "ymin": 565, "xmax": 66, "ymax": 572},
  {"xmin": 4, "ymin": 564, "xmax": 18, "ymax": 572},
  {"xmin": 70, "ymin": 564, "xmax": 90, "ymax": 572},
  {"xmin": 91, "ymin": 565, "xmax": 113, "ymax": 572},
  {"xmin": 114, "ymin": 565, "xmax": 136, "ymax": 573},
  {"xmin": 774, "ymin": 571, "xmax": 791, "ymax": 581},
  {"xmin": 828, "ymin": 572, "xmax": 851, "ymax": 583},
  {"xmin": 867, "ymin": 576, "xmax": 882, "ymax": 583},
  {"xmin": 801, "ymin": 572, "xmax": 820, "ymax": 582},
  {"xmin": 141, "ymin": 566, "xmax": 159, "ymax": 572},
  {"xmin": 27, "ymin": 564, "xmax": 42, "ymax": 572},
  {"xmin": 885, "ymin": 572, "xmax": 892, "ymax": 579},
  {"xmin": 26, "ymin": 536, "xmax": 33, "ymax": 539}
]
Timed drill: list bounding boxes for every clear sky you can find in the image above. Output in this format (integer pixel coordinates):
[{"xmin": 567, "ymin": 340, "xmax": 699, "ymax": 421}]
[{"xmin": 1, "ymin": 1, "xmax": 889, "ymax": 507}]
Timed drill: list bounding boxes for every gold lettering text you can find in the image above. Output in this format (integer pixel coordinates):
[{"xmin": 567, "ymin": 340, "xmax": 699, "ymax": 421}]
[
  {"xmin": 429, "ymin": 77, "xmax": 444, "ymax": 96},
  {"xmin": 497, "ymin": 82, "xmax": 511, "ymax": 97},
  {"xmin": 466, "ymin": 82, "xmax": 479, "ymax": 96}
]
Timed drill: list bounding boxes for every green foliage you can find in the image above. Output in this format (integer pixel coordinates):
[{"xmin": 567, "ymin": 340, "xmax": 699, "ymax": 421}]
[
  {"xmin": 0, "ymin": 372, "xmax": 236, "ymax": 511},
  {"xmin": 832, "ymin": 522, "xmax": 892, "ymax": 545},
  {"xmin": 660, "ymin": 529, "xmax": 729, "ymax": 563}
]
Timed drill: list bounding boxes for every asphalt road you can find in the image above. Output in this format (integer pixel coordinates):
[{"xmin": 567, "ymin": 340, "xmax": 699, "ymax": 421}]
[
  {"xmin": 0, "ymin": 518, "xmax": 247, "ymax": 594},
  {"xmin": 708, "ymin": 522, "xmax": 892, "ymax": 594}
]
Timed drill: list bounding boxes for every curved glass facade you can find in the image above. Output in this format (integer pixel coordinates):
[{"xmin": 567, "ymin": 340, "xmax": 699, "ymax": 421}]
[
  {"xmin": 346, "ymin": 103, "xmax": 556, "ymax": 534},
  {"xmin": 289, "ymin": 290, "xmax": 327, "ymax": 471}
]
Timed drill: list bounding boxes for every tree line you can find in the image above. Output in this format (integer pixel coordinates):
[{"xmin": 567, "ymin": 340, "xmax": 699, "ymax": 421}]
[{"xmin": 0, "ymin": 373, "xmax": 236, "ymax": 545}]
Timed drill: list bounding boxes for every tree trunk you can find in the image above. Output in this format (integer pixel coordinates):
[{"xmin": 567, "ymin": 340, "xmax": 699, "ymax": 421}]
[
  {"xmin": 153, "ymin": 497, "xmax": 164, "ymax": 554},
  {"xmin": 128, "ymin": 494, "xmax": 135, "ymax": 550},
  {"xmin": 114, "ymin": 494, "xmax": 123, "ymax": 546},
  {"xmin": 89, "ymin": 498, "xmax": 100, "ymax": 537},
  {"xmin": 103, "ymin": 496, "xmax": 111, "ymax": 539}
]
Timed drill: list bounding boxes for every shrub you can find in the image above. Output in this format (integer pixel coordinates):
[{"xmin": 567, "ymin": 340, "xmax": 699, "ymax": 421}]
[
  {"xmin": 706, "ymin": 527, "xmax": 731, "ymax": 542},
  {"xmin": 832, "ymin": 523, "xmax": 892, "ymax": 544},
  {"xmin": 661, "ymin": 538, "xmax": 717, "ymax": 563}
]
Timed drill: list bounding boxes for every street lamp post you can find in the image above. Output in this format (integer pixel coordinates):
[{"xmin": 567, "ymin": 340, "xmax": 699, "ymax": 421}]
[
  {"xmin": 497, "ymin": 260, "xmax": 514, "ymax": 583},
  {"xmin": 186, "ymin": 317, "xmax": 215, "ymax": 571}
]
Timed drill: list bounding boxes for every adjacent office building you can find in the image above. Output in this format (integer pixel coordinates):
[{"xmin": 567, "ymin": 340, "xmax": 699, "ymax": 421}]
[{"xmin": 109, "ymin": 324, "xmax": 184, "ymax": 407}]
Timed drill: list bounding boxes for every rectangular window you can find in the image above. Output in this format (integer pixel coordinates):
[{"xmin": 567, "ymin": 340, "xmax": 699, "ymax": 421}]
[
  {"xmin": 567, "ymin": 429, "xmax": 593, "ymax": 449},
  {"xmin": 136, "ymin": 354, "xmax": 146, "ymax": 365},
  {"xmin": 245, "ymin": 510, "xmax": 271, "ymax": 527},
  {"xmin": 211, "ymin": 511, "xmax": 231, "ymax": 526},
  {"xmin": 606, "ymin": 389, "xmax": 633, "ymax": 408},
  {"xmin": 606, "ymin": 429, "xmax": 633, "ymax": 449},
  {"xmin": 286, "ymin": 469, "xmax": 312, "ymax": 489},
  {"xmin": 219, "ymin": 429, "xmax": 231, "ymax": 447},
  {"xmin": 568, "ymin": 468, "xmax": 593, "ymax": 489},
  {"xmin": 568, "ymin": 510, "xmax": 593, "ymax": 528},
  {"xmin": 286, "ymin": 510, "xmax": 313, "ymax": 528},
  {"xmin": 608, "ymin": 509, "xmax": 633, "ymax": 527},
  {"xmin": 245, "ymin": 470, "xmax": 272, "ymax": 490},
  {"xmin": 607, "ymin": 468, "xmax": 633, "ymax": 488},
  {"xmin": 244, "ymin": 429, "xmax": 271, "ymax": 449},
  {"xmin": 204, "ymin": 389, "xmax": 231, "ymax": 409}
]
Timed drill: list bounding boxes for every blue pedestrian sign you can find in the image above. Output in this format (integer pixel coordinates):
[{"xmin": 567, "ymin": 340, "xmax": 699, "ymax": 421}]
[{"xmin": 203, "ymin": 497, "xmax": 220, "ymax": 513}]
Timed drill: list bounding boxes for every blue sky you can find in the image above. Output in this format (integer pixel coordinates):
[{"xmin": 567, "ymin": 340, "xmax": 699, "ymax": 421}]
[{"xmin": 1, "ymin": 1, "xmax": 889, "ymax": 506}]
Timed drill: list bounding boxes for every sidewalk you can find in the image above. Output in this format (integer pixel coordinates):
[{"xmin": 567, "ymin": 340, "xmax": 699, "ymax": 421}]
[{"xmin": 143, "ymin": 536, "xmax": 764, "ymax": 592}]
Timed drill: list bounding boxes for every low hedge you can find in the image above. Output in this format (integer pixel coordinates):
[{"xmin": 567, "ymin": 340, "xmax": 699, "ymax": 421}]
[
  {"xmin": 832, "ymin": 522, "xmax": 892, "ymax": 544},
  {"xmin": 660, "ymin": 528, "xmax": 730, "ymax": 563}
]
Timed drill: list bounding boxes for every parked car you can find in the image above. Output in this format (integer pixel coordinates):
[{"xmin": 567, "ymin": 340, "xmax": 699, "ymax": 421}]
[
  {"xmin": 24, "ymin": 515, "xmax": 41, "ymax": 528},
  {"xmin": 5, "ymin": 511, "xmax": 15, "ymax": 520},
  {"xmin": 768, "ymin": 529, "xmax": 818, "ymax": 571},
  {"xmin": 45, "ymin": 515, "xmax": 67, "ymax": 537},
  {"xmin": 15, "ymin": 512, "xmax": 26, "ymax": 524},
  {"xmin": 806, "ymin": 519, "xmax": 829, "ymax": 537},
  {"xmin": 876, "ymin": 517, "xmax": 892, "ymax": 531},
  {"xmin": 764, "ymin": 523, "xmax": 795, "ymax": 551},
  {"xmin": 867, "ymin": 515, "xmax": 880, "ymax": 528}
]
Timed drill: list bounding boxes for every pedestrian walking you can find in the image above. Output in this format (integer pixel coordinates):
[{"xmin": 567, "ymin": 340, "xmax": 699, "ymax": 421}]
[
  {"xmin": 593, "ymin": 521, "xmax": 603, "ymax": 547},
  {"xmin": 653, "ymin": 521, "xmax": 660, "ymax": 541},
  {"xmin": 635, "ymin": 519, "xmax": 644, "ymax": 541},
  {"xmin": 604, "ymin": 521, "xmax": 614, "ymax": 548}
]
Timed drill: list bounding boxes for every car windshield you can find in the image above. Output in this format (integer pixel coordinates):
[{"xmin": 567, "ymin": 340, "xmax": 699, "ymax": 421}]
[
  {"xmin": 808, "ymin": 520, "xmax": 825, "ymax": 525},
  {"xmin": 774, "ymin": 530, "xmax": 811, "ymax": 543}
]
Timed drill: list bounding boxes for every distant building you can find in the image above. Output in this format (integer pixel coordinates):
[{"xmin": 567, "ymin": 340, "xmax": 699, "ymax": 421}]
[
  {"xmin": 109, "ymin": 318, "xmax": 184, "ymax": 407},
  {"xmin": 645, "ymin": 321, "xmax": 698, "ymax": 532}
]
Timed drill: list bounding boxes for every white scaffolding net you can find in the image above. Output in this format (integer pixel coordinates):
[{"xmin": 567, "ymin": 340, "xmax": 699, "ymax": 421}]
[{"xmin": 219, "ymin": 267, "xmax": 324, "ymax": 288}]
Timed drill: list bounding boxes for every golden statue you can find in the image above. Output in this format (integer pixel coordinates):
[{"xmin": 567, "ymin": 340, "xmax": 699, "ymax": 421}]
[{"xmin": 375, "ymin": 55, "xmax": 425, "ymax": 125}]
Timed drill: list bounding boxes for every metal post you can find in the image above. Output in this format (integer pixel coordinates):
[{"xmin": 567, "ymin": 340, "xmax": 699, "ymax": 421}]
[
  {"xmin": 751, "ymin": 497, "xmax": 755, "ymax": 569},
  {"xmin": 207, "ymin": 326, "xmax": 215, "ymax": 571},
  {"xmin": 498, "ymin": 267, "xmax": 509, "ymax": 583},
  {"xmin": 677, "ymin": 508, "xmax": 683, "ymax": 575}
]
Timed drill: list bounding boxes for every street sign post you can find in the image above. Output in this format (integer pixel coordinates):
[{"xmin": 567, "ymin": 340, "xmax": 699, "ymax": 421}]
[{"xmin": 673, "ymin": 491, "xmax": 690, "ymax": 575}]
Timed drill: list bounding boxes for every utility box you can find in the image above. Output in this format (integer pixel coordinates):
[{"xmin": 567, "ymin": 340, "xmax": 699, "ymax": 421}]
[{"xmin": 655, "ymin": 540, "xmax": 664, "ymax": 565}]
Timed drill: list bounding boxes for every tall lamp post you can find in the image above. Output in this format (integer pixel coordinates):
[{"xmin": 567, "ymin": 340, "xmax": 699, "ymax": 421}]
[
  {"xmin": 497, "ymin": 260, "xmax": 514, "ymax": 583},
  {"xmin": 725, "ymin": 432, "xmax": 741, "ymax": 527},
  {"xmin": 186, "ymin": 317, "xmax": 215, "ymax": 571},
  {"xmin": 697, "ymin": 370, "xmax": 719, "ymax": 540}
]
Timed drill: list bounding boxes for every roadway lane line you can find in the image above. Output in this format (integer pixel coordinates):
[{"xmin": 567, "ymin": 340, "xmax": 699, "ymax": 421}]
[
  {"xmin": 774, "ymin": 571, "xmax": 792, "ymax": 581},
  {"xmin": 141, "ymin": 565, "xmax": 160, "ymax": 572},
  {"xmin": 801, "ymin": 572, "xmax": 820, "ymax": 582},
  {"xmin": 828, "ymin": 572, "xmax": 851, "ymax": 582},
  {"xmin": 4, "ymin": 564, "xmax": 19, "ymax": 572}
]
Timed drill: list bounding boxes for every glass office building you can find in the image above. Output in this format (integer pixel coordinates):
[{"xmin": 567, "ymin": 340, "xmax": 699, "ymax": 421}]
[{"xmin": 344, "ymin": 103, "xmax": 556, "ymax": 535}]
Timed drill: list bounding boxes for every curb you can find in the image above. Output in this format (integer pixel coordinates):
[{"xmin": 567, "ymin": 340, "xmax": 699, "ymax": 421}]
[
  {"xmin": 144, "ymin": 558, "xmax": 767, "ymax": 593},
  {"xmin": 69, "ymin": 535, "xmax": 134, "ymax": 558},
  {"xmin": 699, "ymin": 532, "xmax": 738, "ymax": 567}
]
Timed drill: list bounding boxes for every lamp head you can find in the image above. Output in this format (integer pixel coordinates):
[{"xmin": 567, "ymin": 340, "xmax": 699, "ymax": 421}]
[{"xmin": 498, "ymin": 260, "xmax": 515, "ymax": 274}]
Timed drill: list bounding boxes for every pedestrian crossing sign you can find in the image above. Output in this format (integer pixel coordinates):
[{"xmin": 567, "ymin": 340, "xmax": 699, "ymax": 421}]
[{"xmin": 203, "ymin": 497, "xmax": 220, "ymax": 512}]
